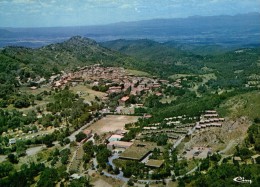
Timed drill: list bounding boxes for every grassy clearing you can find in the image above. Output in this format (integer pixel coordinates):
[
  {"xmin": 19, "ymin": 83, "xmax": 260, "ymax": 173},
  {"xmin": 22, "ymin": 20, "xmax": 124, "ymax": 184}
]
[
  {"xmin": 219, "ymin": 91, "xmax": 260, "ymax": 120},
  {"xmin": 169, "ymin": 73, "xmax": 216, "ymax": 81},
  {"xmin": 192, "ymin": 73, "xmax": 217, "ymax": 96},
  {"xmin": 160, "ymin": 95, "xmax": 177, "ymax": 104},
  {"xmin": 169, "ymin": 74, "xmax": 194, "ymax": 79},
  {"xmin": 19, "ymin": 86, "xmax": 51, "ymax": 95},
  {"xmin": 70, "ymin": 84, "xmax": 106, "ymax": 101},
  {"xmin": 16, "ymin": 147, "xmax": 53, "ymax": 170},
  {"xmin": 126, "ymin": 69, "xmax": 151, "ymax": 77},
  {"xmin": 5, "ymin": 87, "xmax": 53, "ymax": 113}
]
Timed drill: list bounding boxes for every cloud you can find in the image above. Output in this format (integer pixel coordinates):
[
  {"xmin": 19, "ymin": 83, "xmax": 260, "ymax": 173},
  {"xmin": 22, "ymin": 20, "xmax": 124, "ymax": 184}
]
[
  {"xmin": 135, "ymin": 7, "xmax": 141, "ymax": 13},
  {"xmin": 1, "ymin": 0, "xmax": 259, "ymax": 27},
  {"xmin": 10, "ymin": 0, "xmax": 35, "ymax": 4}
]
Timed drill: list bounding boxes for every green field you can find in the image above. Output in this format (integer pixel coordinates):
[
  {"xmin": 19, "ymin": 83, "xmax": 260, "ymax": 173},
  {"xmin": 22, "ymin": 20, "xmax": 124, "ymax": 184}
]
[
  {"xmin": 126, "ymin": 69, "xmax": 151, "ymax": 77},
  {"xmin": 70, "ymin": 84, "xmax": 106, "ymax": 101}
]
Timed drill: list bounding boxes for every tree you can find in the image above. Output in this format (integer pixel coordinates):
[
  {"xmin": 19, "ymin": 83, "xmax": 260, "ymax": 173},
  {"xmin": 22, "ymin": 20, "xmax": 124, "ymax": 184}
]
[
  {"xmin": 61, "ymin": 155, "xmax": 69, "ymax": 165},
  {"xmin": 255, "ymin": 156, "xmax": 260, "ymax": 164},
  {"xmin": 37, "ymin": 168, "xmax": 58, "ymax": 187},
  {"xmin": 42, "ymin": 134, "xmax": 54, "ymax": 147},
  {"xmin": 127, "ymin": 179, "xmax": 134, "ymax": 186},
  {"xmin": 7, "ymin": 153, "xmax": 18, "ymax": 164},
  {"xmin": 63, "ymin": 138, "xmax": 70, "ymax": 145},
  {"xmin": 178, "ymin": 178, "xmax": 185, "ymax": 187},
  {"xmin": 114, "ymin": 167, "xmax": 120, "ymax": 175},
  {"xmin": 200, "ymin": 157, "xmax": 210, "ymax": 171},
  {"xmin": 69, "ymin": 176, "xmax": 92, "ymax": 187},
  {"xmin": 13, "ymin": 98, "xmax": 30, "ymax": 108},
  {"xmin": 75, "ymin": 132, "xmax": 86, "ymax": 142},
  {"xmin": 7, "ymin": 116, "xmax": 21, "ymax": 128},
  {"xmin": 0, "ymin": 161, "xmax": 14, "ymax": 178},
  {"xmin": 16, "ymin": 140, "xmax": 26, "ymax": 157},
  {"xmin": 95, "ymin": 144, "xmax": 111, "ymax": 169}
]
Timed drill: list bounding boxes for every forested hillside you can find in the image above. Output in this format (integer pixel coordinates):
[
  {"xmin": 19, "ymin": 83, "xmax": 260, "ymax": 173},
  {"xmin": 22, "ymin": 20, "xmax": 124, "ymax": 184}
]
[{"xmin": 102, "ymin": 39, "xmax": 260, "ymax": 88}]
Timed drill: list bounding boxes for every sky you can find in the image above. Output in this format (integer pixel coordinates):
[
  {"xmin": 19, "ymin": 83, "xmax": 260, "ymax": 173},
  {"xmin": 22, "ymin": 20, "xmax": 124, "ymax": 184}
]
[{"xmin": 0, "ymin": 0, "xmax": 260, "ymax": 28}]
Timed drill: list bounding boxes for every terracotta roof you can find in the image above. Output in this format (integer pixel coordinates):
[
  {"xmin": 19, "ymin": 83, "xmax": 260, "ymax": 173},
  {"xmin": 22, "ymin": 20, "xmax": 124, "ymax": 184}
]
[{"xmin": 121, "ymin": 96, "xmax": 129, "ymax": 102}]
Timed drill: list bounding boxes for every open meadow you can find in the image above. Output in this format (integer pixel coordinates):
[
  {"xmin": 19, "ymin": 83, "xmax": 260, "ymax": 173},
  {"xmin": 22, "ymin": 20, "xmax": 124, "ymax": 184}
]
[
  {"xmin": 86, "ymin": 115, "xmax": 140, "ymax": 135},
  {"xmin": 70, "ymin": 84, "xmax": 107, "ymax": 101}
]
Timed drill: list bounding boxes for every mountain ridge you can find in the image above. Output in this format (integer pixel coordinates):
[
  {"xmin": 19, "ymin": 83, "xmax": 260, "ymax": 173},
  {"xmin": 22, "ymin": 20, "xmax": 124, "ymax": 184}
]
[{"xmin": 1, "ymin": 13, "xmax": 259, "ymax": 48}]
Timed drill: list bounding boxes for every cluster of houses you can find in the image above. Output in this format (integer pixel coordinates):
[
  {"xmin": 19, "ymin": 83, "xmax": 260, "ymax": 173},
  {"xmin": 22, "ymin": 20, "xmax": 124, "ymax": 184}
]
[
  {"xmin": 49, "ymin": 65, "xmax": 185, "ymax": 101},
  {"xmin": 246, "ymin": 74, "xmax": 260, "ymax": 88},
  {"xmin": 172, "ymin": 78, "xmax": 183, "ymax": 88},
  {"xmin": 195, "ymin": 110, "xmax": 225, "ymax": 130},
  {"xmin": 139, "ymin": 115, "xmax": 196, "ymax": 141}
]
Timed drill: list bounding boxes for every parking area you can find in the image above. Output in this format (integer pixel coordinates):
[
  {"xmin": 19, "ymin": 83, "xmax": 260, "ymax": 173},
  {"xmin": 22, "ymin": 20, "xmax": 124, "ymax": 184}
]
[{"xmin": 184, "ymin": 146, "xmax": 212, "ymax": 159}]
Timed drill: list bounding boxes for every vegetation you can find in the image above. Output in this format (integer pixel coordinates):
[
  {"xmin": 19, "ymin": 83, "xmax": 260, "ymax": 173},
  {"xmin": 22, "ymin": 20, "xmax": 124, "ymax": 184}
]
[
  {"xmin": 0, "ymin": 36, "xmax": 259, "ymax": 186},
  {"xmin": 95, "ymin": 144, "xmax": 112, "ymax": 169}
]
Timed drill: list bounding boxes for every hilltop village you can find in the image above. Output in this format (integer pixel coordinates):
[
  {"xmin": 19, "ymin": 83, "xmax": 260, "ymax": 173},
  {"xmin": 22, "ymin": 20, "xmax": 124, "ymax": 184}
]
[{"xmin": 51, "ymin": 64, "xmax": 180, "ymax": 96}]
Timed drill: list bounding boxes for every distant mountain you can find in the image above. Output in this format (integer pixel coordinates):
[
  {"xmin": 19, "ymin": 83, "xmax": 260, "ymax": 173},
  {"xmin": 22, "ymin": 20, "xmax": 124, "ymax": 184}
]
[
  {"xmin": 101, "ymin": 39, "xmax": 188, "ymax": 59},
  {"xmin": 102, "ymin": 39, "xmax": 235, "ymax": 56},
  {"xmin": 101, "ymin": 39, "xmax": 208, "ymax": 77},
  {"xmin": 0, "ymin": 29, "xmax": 13, "ymax": 36},
  {"xmin": 1, "ymin": 13, "xmax": 260, "ymax": 48}
]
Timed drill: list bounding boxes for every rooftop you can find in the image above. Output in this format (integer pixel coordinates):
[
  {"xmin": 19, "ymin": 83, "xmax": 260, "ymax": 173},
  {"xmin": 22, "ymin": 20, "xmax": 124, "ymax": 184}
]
[
  {"xmin": 120, "ymin": 141, "xmax": 162, "ymax": 161},
  {"xmin": 145, "ymin": 159, "xmax": 164, "ymax": 168},
  {"xmin": 121, "ymin": 96, "xmax": 130, "ymax": 102},
  {"xmin": 108, "ymin": 134, "xmax": 124, "ymax": 142},
  {"xmin": 107, "ymin": 141, "xmax": 133, "ymax": 147}
]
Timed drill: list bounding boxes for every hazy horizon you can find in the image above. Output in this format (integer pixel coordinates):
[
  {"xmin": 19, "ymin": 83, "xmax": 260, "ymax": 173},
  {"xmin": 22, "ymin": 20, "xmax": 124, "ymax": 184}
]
[{"xmin": 1, "ymin": 0, "xmax": 260, "ymax": 28}]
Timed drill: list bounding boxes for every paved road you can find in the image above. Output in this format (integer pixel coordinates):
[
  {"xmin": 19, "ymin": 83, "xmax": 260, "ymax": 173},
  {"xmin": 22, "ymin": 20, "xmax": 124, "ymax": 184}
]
[
  {"xmin": 218, "ymin": 154, "xmax": 233, "ymax": 165},
  {"xmin": 26, "ymin": 145, "xmax": 46, "ymax": 156},
  {"xmin": 172, "ymin": 125, "xmax": 196, "ymax": 151},
  {"xmin": 102, "ymin": 170, "xmax": 129, "ymax": 182},
  {"xmin": 172, "ymin": 136, "xmax": 185, "ymax": 150},
  {"xmin": 108, "ymin": 153, "xmax": 119, "ymax": 169},
  {"xmin": 0, "ymin": 155, "xmax": 7, "ymax": 162},
  {"xmin": 104, "ymin": 153, "xmax": 129, "ymax": 182},
  {"xmin": 137, "ymin": 179, "xmax": 163, "ymax": 184},
  {"xmin": 67, "ymin": 144, "xmax": 82, "ymax": 172},
  {"xmin": 68, "ymin": 118, "xmax": 96, "ymax": 141},
  {"xmin": 176, "ymin": 163, "xmax": 200, "ymax": 179},
  {"xmin": 218, "ymin": 140, "xmax": 237, "ymax": 154}
]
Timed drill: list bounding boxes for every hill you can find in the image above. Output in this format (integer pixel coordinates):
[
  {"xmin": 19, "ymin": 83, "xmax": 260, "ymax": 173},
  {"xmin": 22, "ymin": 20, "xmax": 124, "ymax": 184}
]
[
  {"xmin": 0, "ymin": 36, "xmax": 141, "ymax": 78},
  {"xmin": 0, "ymin": 36, "xmax": 146, "ymax": 98},
  {"xmin": 102, "ymin": 39, "xmax": 207, "ymax": 77},
  {"xmin": 102, "ymin": 39, "xmax": 260, "ymax": 84}
]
